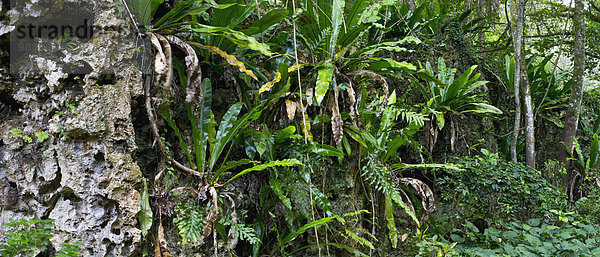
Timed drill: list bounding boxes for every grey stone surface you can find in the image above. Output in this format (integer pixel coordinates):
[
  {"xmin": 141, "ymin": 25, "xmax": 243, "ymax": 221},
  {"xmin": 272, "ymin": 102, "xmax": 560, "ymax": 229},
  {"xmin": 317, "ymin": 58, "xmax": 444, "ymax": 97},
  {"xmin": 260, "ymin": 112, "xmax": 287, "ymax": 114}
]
[{"xmin": 0, "ymin": 0, "xmax": 145, "ymax": 255}]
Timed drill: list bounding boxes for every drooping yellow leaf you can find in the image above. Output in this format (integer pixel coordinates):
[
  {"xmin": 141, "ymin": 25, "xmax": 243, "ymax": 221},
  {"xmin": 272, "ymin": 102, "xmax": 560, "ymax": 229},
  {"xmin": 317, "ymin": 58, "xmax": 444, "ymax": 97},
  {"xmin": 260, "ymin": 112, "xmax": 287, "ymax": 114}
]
[
  {"xmin": 285, "ymin": 99, "xmax": 297, "ymax": 121},
  {"xmin": 259, "ymin": 72, "xmax": 282, "ymax": 93},
  {"xmin": 188, "ymin": 42, "xmax": 258, "ymax": 80},
  {"xmin": 288, "ymin": 63, "xmax": 304, "ymax": 73},
  {"xmin": 299, "ymin": 115, "xmax": 313, "ymax": 141}
]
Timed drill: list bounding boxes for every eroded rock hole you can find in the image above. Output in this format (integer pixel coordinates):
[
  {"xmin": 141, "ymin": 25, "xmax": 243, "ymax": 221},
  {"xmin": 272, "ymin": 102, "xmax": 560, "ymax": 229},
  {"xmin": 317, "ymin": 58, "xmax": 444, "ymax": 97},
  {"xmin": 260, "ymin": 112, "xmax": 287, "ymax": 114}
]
[
  {"xmin": 96, "ymin": 73, "xmax": 117, "ymax": 86},
  {"xmin": 0, "ymin": 91, "xmax": 23, "ymax": 116}
]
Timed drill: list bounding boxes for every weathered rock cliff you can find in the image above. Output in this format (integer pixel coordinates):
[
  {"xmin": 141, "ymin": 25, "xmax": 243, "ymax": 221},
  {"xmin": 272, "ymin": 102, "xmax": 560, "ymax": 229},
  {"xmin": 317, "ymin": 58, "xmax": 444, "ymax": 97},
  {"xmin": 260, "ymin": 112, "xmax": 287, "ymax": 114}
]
[{"xmin": 0, "ymin": 0, "xmax": 144, "ymax": 255}]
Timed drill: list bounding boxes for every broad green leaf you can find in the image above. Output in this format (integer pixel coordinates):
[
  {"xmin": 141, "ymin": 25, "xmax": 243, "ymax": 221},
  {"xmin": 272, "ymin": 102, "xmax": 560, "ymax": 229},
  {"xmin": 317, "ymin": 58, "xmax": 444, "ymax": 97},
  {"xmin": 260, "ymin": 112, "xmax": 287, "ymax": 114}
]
[
  {"xmin": 345, "ymin": 0, "xmax": 368, "ymax": 29},
  {"xmin": 154, "ymin": 0, "xmax": 210, "ymax": 29},
  {"xmin": 383, "ymin": 135, "xmax": 406, "ymax": 162},
  {"xmin": 387, "ymin": 90, "xmax": 397, "ymax": 105},
  {"xmin": 589, "ymin": 134, "xmax": 599, "ymax": 169},
  {"xmin": 383, "ymin": 58, "xmax": 417, "ymax": 71},
  {"xmin": 125, "ymin": 0, "xmax": 164, "ymax": 26},
  {"xmin": 208, "ymin": 102, "xmax": 243, "ymax": 173},
  {"xmin": 281, "ymin": 217, "xmax": 336, "ymax": 245},
  {"xmin": 445, "ymin": 65, "xmax": 477, "ymax": 103},
  {"xmin": 346, "ymin": 125, "xmax": 381, "ymax": 151},
  {"xmin": 385, "ymin": 195, "xmax": 398, "ymax": 248},
  {"xmin": 311, "ymin": 184, "xmax": 333, "ymax": 216},
  {"xmin": 190, "ymin": 24, "xmax": 274, "ymax": 56},
  {"xmin": 435, "ymin": 112, "xmax": 445, "ymax": 130},
  {"xmin": 242, "ymin": 9, "xmax": 288, "ymax": 35},
  {"xmin": 225, "ymin": 159, "xmax": 302, "ymax": 184},
  {"xmin": 269, "ymin": 174, "xmax": 292, "ymax": 210},
  {"xmin": 139, "ymin": 178, "xmax": 153, "ymax": 238},
  {"xmin": 344, "ymin": 126, "xmax": 367, "ymax": 148},
  {"xmin": 390, "ymin": 189, "xmax": 419, "ymax": 227},
  {"xmin": 214, "ymin": 159, "xmax": 258, "ymax": 181},
  {"xmin": 329, "ymin": 0, "xmax": 345, "ymax": 57},
  {"xmin": 275, "ymin": 126, "xmax": 297, "ymax": 143},
  {"xmin": 197, "ymin": 79, "xmax": 214, "ymax": 173},
  {"xmin": 159, "ymin": 102, "xmax": 193, "ymax": 168},
  {"xmin": 316, "ymin": 65, "xmax": 334, "ymax": 105},
  {"xmin": 308, "ymin": 143, "xmax": 345, "ymax": 158}
]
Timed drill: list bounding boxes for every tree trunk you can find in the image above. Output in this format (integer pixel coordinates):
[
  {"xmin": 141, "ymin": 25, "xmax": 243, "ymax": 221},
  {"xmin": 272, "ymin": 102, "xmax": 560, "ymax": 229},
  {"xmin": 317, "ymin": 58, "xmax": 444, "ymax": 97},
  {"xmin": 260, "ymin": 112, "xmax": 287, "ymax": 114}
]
[
  {"xmin": 511, "ymin": 0, "xmax": 535, "ymax": 168},
  {"xmin": 522, "ymin": 60, "xmax": 535, "ymax": 169},
  {"xmin": 560, "ymin": 0, "xmax": 586, "ymax": 189},
  {"xmin": 510, "ymin": 0, "xmax": 522, "ymax": 163}
]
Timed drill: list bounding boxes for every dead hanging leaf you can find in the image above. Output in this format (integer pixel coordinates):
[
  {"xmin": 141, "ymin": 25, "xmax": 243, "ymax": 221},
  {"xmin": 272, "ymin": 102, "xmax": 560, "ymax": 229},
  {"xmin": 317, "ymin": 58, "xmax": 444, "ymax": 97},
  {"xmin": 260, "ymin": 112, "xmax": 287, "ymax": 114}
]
[
  {"xmin": 424, "ymin": 118, "xmax": 439, "ymax": 154},
  {"xmin": 202, "ymin": 187, "xmax": 220, "ymax": 238},
  {"xmin": 329, "ymin": 88, "xmax": 343, "ymax": 146},
  {"xmin": 305, "ymin": 88, "xmax": 314, "ymax": 109},
  {"xmin": 285, "ymin": 100, "xmax": 297, "ymax": 121},
  {"xmin": 259, "ymin": 72, "xmax": 282, "ymax": 93},
  {"xmin": 222, "ymin": 194, "xmax": 238, "ymax": 250},
  {"xmin": 399, "ymin": 177, "xmax": 435, "ymax": 222},
  {"xmin": 401, "ymin": 233, "xmax": 409, "ymax": 242},
  {"xmin": 154, "ymin": 221, "xmax": 172, "ymax": 257},
  {"xmin": 347, "ymin": 70, "xmax": 389, "ymax": 106},
  {"xmin": 147, "ymin": 33, "xmax": 169, "ymax": 87},
  {"xmin": 154, "ymin": 34, "xmax": 174, "ymax": 98},
  {"xmin": 188, "ymin": 42, "xmax": 258, "ymax": 81},
  {"xmin": 346, "ymin": 83, "xmax": 359, "ymax": 126},
  {"xmin": 165, "ymin": 35, "xmax": 202, "ymax": 104}
]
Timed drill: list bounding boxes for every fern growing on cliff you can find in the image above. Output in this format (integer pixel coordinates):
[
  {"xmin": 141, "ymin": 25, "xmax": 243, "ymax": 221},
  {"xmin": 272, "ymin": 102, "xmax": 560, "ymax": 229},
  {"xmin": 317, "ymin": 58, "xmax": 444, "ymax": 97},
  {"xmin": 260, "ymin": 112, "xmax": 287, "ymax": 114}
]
[{"xmin": 173, "ymin": 203, "xmax": 207, "ymax": 244}]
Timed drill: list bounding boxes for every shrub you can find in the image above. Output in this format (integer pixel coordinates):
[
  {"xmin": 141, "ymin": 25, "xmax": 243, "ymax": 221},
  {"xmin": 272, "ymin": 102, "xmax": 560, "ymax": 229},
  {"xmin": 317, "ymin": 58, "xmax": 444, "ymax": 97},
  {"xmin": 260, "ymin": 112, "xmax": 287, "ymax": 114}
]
[
  {"xmin": 0, "ymin": 218, "xmax": 80, "ymax": 257},
  {"xmin": 453, "ymin": 217, "xmax": 600, "ymax": 256},
  {"xmin": 436, "ymin": 150, "xmax": 567, "ymax": 224}
]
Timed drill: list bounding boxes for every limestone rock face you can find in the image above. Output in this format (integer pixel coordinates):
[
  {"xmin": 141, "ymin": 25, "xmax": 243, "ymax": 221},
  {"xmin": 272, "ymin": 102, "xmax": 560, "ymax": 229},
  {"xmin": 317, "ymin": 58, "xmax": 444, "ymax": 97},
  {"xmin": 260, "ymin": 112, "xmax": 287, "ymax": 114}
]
[{"xmin": 0, "ymin": 0, "xmax": 145, "ymax": 255}]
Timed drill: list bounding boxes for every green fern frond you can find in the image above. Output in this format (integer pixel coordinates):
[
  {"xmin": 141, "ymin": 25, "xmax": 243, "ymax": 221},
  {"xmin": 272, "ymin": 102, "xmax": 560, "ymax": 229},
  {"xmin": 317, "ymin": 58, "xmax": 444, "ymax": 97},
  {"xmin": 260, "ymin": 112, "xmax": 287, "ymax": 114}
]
[
  {"xmin": 361, "ymin": 155, "xmax": 419, "ymax": 226},
  {"xmin": 229, "ymin": 222, "xmax": 260, "ymax": 245},
  {"xmin": 345, "ymin": 229, "xmax": 375, "ymax": 249},
  {"xmin": 173, "ymin": 203, "xmax": 207, "ymax": 244},
  {"xmin": 400, "ymin": 109, "xmax": 427, "ymax": 127}
]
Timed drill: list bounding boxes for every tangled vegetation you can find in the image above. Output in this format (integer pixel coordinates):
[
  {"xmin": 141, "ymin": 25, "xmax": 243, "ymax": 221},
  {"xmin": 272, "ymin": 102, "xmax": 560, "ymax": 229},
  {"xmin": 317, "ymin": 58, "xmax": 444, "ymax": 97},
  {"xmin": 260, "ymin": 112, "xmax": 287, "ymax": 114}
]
[
  {"xmin": 111, "ymin": 0, "xmax": 600, "ymax": 256},
  {"xmin": 5, "ymin": 0, "xmax": 600, "ymax": 256}
]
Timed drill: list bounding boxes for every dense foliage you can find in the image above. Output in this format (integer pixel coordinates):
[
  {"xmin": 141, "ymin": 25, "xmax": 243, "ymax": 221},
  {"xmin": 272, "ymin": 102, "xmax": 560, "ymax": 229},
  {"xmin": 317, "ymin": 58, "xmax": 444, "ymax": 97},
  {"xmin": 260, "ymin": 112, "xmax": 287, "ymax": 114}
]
[
  {"xmin": 7, "ymin": 0, "xmax": 597, "ymax": 255},
  {"xmin": 49, "ymin": 0, "xmax": 600, "ymax": 256}
]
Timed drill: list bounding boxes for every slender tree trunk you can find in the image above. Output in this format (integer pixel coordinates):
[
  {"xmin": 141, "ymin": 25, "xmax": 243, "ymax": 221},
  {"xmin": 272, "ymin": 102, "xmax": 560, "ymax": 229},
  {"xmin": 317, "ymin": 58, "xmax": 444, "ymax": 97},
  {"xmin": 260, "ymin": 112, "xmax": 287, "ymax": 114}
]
[
  {"xmin": 511, "ymin": 0, "xmax": 535, "ymax": 168},
  {"xmin": 522, "ymin": 60, "xmax": 535, "ymax": 169},
  {"xmin": 517, "ymin": 0, "xmax": 535, "ymax": 169},
  {"xmin": 510, "ymin": 0, "xmax": 522, "ymax": 163},
  {"xmin": 560, "ymin": 0, "xmax": 586, "ymax": 189}
]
